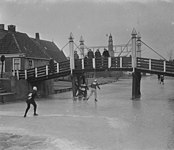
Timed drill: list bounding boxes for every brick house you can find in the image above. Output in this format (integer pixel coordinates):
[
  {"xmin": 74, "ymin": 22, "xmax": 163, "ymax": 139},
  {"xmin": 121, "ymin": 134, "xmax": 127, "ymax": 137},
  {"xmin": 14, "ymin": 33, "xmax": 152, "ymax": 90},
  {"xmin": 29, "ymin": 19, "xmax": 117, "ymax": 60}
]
[{"xmin": 0, "ymin": 24, "xmax": 67, "ymax": 78}]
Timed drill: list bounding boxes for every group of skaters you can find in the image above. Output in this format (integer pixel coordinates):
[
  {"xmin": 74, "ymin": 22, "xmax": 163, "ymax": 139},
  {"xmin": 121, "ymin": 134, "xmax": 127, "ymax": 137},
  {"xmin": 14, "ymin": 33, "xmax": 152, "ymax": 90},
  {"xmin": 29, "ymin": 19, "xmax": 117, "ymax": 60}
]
[
  {"xmin": 158, "ymin": 74, "xmax": 164, "ymax": 85},
  {"xmin": 23, "ymin": 79, "xmax": 101, "ymax": 117},
  {"xmin": 75, "ymin": 79, "xmax": 101, "ymax": 102},
  {"xmin": 87, "ymin": 48, "xmax": 110, "ymax": 59}
]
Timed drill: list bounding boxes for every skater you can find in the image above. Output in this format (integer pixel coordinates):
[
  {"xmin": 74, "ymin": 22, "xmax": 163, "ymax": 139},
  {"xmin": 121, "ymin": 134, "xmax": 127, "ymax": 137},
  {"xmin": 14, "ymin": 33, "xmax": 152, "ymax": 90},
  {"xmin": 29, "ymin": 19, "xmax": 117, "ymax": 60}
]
[
  {"xmin": 160, "ymin": 75, "xmax": 164, "ymax": 85},
  {"xmin": 87, "ymin": 79, "xmax": 100, "ymax": 102},
  {"xmin": 78, "ymin": 83, "xmax": 89, "ymax": 100},
  {"xmin": 24, "ymin": 86, "xmax": 39, "ymax": 117},
  {"xmin": 157, "ymin": 74, "xmax": 160, "ymax": 83}
]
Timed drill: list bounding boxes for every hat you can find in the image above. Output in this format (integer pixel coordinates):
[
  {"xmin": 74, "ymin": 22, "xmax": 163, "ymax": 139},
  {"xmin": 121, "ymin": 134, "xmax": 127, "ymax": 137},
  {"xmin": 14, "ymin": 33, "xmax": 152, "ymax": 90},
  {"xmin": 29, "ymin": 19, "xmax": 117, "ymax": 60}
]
[
  {"xmin": 94, "ymin": 79, "xmax": 97, "ymax": 82},
  {"xmin": 33, "ymin": 86, "xmax": 37, "ymax": 91}
]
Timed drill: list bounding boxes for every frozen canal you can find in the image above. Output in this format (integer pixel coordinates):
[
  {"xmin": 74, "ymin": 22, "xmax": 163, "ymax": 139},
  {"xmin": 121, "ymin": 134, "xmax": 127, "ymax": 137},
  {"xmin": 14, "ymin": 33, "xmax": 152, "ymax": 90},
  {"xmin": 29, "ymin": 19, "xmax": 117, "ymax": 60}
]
[{"xmin": 0, "ymin": 76, "xmax": 174, "ymax": 150}]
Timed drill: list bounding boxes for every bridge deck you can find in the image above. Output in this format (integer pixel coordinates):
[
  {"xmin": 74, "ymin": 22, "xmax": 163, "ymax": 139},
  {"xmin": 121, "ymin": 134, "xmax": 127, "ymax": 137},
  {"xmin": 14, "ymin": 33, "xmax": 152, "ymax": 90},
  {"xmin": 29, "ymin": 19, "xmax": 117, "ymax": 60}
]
[{"xmin": 13, "ymin": 57, "xmax": 174, "ymax": 81}]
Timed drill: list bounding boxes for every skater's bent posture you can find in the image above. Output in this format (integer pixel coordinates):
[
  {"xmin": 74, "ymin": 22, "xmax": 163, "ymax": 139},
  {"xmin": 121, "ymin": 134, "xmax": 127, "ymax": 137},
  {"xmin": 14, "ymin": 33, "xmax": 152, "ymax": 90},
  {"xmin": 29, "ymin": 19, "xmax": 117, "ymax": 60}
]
[
  {"xmin": 87, "ymin": 79, "xmax": 100, "ymax": 102},
  {"xmin": 24, "ymin": 86, "xmax": 39, "ymax": 117},
  {"xmin": 78, "ymin": 83, "xmax": 89, "ymax": 100}
]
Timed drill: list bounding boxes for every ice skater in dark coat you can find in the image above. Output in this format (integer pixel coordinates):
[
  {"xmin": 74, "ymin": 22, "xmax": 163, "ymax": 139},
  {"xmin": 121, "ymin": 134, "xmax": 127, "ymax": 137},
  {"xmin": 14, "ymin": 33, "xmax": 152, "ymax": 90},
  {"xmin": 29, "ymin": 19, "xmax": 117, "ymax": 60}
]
[{"xmin": 24, "ymin": 86, "xmax": 39, "ymax": 117}]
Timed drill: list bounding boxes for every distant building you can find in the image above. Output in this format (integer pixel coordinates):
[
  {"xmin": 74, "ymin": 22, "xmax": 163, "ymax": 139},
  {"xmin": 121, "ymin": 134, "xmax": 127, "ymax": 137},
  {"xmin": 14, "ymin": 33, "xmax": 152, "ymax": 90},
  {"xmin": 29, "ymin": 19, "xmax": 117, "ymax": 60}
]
[
  {"xmin": 0, "ymin": 24, "xmax": 67, "ymax": 77},
  {"xmin": 108, "ymin": 34, "xmax": 114, "ymax": 57}
]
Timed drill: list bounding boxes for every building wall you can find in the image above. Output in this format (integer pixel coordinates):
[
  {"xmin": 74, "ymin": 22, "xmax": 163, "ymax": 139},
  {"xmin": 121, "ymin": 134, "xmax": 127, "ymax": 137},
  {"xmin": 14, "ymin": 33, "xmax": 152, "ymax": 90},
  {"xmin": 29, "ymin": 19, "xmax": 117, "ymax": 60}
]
[
  {"xmin": 0, "ymin": 76, "xmax": 54, "ymax": 102},
  {"xmin": 3, "ymin": 56, "xmax": 49, "ymax": 73},
  {"xmin": 5, "ymin": 57, "xmax": 12, "ymax": 72},
  {"xmin": 24, "ymin": 58, "xmax": 49, "ymax": 69},
  {"xmin": 33, "ymin": 59, "xmax": 49, "ymax": 68}
]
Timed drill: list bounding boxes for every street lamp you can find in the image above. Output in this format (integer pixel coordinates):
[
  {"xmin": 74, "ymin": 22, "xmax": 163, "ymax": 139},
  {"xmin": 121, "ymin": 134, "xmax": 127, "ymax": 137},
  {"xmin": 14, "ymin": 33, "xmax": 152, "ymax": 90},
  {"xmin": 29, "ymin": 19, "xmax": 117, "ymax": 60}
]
[{"xmin": 1, "ymin": 55, "xmax": 5, "ymax": 78}]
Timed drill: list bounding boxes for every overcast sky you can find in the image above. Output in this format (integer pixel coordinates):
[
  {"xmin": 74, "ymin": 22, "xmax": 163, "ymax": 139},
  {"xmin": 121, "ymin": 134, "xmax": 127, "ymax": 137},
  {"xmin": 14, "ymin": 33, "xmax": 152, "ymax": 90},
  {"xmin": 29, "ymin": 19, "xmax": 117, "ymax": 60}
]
[{"xmin": 0, "ymin": 0, "xmax": 174, "ymax": 59}]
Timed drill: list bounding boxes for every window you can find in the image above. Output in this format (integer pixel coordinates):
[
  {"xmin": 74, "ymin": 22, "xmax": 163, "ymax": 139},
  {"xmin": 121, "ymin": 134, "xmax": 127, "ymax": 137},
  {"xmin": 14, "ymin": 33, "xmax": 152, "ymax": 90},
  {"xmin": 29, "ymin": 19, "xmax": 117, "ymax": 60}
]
[
  {"xmin": 28, "ymin": 59, "xmax": 34, "ymax": 68},
  {"xmin": 13, "ymin": 58, "xmax": 21, "ymax": 70}
]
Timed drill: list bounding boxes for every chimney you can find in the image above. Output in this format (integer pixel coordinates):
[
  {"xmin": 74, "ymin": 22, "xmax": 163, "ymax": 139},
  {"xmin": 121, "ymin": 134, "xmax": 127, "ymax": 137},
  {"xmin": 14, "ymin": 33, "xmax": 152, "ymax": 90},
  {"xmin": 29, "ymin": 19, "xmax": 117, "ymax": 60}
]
[
  {"xmin": 8, "ymin": 25, "xmax": 16, "ymax": 32},
  {"xmin": 0, "ymin": 24, "xmax": 5, "ymax": 30},
  {"xmin": 35, "ymin": 33, "xmax": 40, "ymax": 40}
]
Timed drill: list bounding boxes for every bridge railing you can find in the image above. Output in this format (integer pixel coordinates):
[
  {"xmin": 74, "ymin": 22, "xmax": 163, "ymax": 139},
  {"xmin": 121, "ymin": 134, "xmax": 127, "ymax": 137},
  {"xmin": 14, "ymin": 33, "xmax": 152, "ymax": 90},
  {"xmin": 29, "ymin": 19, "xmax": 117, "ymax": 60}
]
[
  {"xmin": 13, "ymin": 60, "xmax": 71, "ymax": 80},
  {"xmin": 13, "ymin": 56, "xmax": 174, "ymax": 80},
  {"xmin": 74, "ymin": 57, "xmax": 132, "ymax": 70},
  {"xmin": 122, "ymin": 57, "xmax": 132, "ymax": 68},
  {"xmin": 58, "ymin": 60, "xmax": 71, "ymax": 73},
  {"xmin": 137, "ymin": 57, "xmax": 174, "ymax": 74},
  {"xmin": 166, "ymin": 61, "xmax": 174, "ymax": 73}
]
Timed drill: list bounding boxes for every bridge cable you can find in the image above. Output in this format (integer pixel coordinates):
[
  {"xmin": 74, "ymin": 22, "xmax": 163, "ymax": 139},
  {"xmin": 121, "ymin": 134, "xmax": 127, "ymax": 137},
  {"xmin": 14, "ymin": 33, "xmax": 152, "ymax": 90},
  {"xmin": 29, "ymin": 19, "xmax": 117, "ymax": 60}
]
[
  {"xmin": 74, "ymin": 45, "xmax": 80, "ymax": 51},
  {"xmin": 84, "ymin": 44, "xmax": 90, "ymax": 51},
  {"xmin": 74, "ymin": 43, "xmax": 97, "ymax": 78},
  {"xmin": 118, "ymin": 38, "xmax": 132, "ymax": 57},
  {"xmin": 124, "ymin": 48, "xmax": 148, "ymax": 57},
  {"xmin": 74, "ymin": 42, "xmax": 83, "ymax": 52},
  {"xmin": 125, "ymin": 48, "xmax": 132, "ymax": 57},
  {"xmin": 141, "ymin": 40, "xmax": 167, "ymax": 61},
  {"xmin": 60, "ymin": 42, "xmax": 69, "ymax": 51}
]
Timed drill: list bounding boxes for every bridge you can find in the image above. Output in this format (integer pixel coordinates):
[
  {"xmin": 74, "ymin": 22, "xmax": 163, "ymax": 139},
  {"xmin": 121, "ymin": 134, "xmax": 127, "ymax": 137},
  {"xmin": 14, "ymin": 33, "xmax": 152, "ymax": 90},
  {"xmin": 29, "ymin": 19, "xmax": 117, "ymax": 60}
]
[
  {"xmin": 14, "ymin": 57, "xmax": 174, "ymax": 81},
  {"xmin": 13, "ymin": 29, "xmax": 174, "ymax": 99}
]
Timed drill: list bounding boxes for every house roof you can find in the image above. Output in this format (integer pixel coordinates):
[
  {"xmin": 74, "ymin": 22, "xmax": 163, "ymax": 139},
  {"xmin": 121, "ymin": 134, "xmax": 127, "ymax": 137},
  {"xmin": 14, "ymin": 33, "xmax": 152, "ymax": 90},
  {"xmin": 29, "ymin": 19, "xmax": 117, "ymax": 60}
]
[
  {"xmin": 0, "ymin": 32, "xmax": 50, "ymax": 59},
  {"xmin": 0, "ymin": 29, "xmax": 8, "ymax": 40},
  {"xmin": 31, "ymin": 39, "xmax": 67, "ymax": 62},
  {"xmin": 0, "ymin": 29, "xmax": 67, "ymax": 62}
]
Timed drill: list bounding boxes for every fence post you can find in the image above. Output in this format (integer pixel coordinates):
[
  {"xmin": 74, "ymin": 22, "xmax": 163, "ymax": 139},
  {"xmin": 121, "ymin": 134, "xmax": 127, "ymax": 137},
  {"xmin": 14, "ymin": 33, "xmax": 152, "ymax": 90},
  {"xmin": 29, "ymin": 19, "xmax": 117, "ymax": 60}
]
[
  {"xmin": 92, "ymin": 58, "xmax": 95, "ymax": 69},
  {"xmin": 57, "ymin": 63, "xmax": 59, "ymax": 73},
  {"xmin": 25, "ymin": 70, "xmax": 27, "ymax": 79},
  {"xmin": 35, "ymin": 68, "xmax": 37, "ymax": 78},
  {"xmin": 149, "ymin": 59, "xmax": 151, "ymax": 70},
  {"xmin": 46, "ymin": 65, "xmax": 48, "ymax": 75},
  {"xmin": 82, "ymin": 58, "xmax": 84, "ymax": 69},
  {"xmin": 108, "ymin": 57, "xmax": 111, "ymax": 68},
  {"xmin": 17, "ymin": 70, "xmax": 19, "ymax": 80},
  {"xmin": 163, "ymin": 61, "xmax": 166, "ymax": 72},
  {"xmin": 120, "ymin": 57, "xmax": 122, "ymax": 68}
]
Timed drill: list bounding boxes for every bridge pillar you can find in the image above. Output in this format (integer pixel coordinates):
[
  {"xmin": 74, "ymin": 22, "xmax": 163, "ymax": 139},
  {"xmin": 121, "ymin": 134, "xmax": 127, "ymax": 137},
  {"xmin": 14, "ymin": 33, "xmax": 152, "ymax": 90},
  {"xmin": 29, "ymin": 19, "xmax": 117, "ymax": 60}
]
[
  {"xmin": 137, "ymin": 32, "xmax": 141, "ymax": 58},
  {"xmin": 69, "ymin": 33, "xmax": 76, "ymax": 98},
  {"xmin": 69, "ymin": 32, "xmax": 75, "ymax": 73},
  {"xmin": 131, "ymin": 28, "xmax": 141, "ymax": 99},
  {"xmin": 132, "ymin": 69, "xmax": 141, "ymax": 99},
  {"xmin": 79, "ymin": 35, "xmax": 85, "ymax": 59},
  {"xmin": 131, "ymin": 28, "xmax": 137, "ymax": 71},
  {"xmin": 72, "ymin": 72, "xmax": 86, "ymax": 100}
]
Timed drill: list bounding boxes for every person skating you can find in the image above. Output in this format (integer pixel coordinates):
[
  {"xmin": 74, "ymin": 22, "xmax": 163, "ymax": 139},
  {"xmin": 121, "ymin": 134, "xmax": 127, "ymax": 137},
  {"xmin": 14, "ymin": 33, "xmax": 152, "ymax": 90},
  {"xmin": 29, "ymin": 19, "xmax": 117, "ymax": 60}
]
[
  {"xmin": 160, "ymin": 75, "xmax": 164, "ymax": 85},
  {"xmin": 78, "ymin": 83, "xmax": 89, "ymax": 100},
  {"xmin": 24, "ymin": 86, "xmax": 39, "ymax": 117},
  {"xmin": 87, "ymin": 79, "xmax": 100, "ymax": 102}
]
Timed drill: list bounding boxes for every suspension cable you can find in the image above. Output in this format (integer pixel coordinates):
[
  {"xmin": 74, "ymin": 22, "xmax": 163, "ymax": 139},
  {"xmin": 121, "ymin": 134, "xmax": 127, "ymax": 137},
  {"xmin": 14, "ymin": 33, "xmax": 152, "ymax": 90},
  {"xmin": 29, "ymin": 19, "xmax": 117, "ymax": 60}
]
[
  {"xmin": 125, "ymin": 48, "xmax": 132, "ymax": 57},
  {"xmin": 60, "ymin": 42, "xmax": 69, "ymax": 51},
  {"xmin": 141, "ymin": 40, "xmax": 167, "ymax": 61},
  {"xmin": 74, "ymin": 42, "xmax": 82, "ymax": 52},
  {"xmin": 124, "ymin": 48, "xmax": 145, "ymax": 57},
  {"xmin": 84, "ymin": 44, "xmax": 90, "ymax": 50},
  {"xmin": 118, "ymin": 38, "xmax": 131, "ymax": 57}
]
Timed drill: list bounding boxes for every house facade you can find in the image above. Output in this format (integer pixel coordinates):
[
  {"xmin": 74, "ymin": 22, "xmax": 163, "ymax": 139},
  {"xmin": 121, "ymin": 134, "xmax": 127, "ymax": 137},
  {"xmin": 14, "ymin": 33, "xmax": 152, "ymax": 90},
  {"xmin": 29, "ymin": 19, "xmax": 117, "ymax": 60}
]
[
  {"xmin": 0, "ymin": 24, "xmax": 67, "ymax": 78},
  {"xmin": 0, "ymin": 24, "xmax": 68, "ymax": 101}
]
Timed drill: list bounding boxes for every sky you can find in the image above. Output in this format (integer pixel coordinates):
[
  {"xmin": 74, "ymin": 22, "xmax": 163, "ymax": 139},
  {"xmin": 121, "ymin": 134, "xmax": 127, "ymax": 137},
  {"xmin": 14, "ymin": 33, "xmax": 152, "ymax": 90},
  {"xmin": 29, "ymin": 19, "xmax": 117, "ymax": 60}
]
[{"xmin": 0, "ymin": 0, "xmax": 174, "ymax": 59}]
